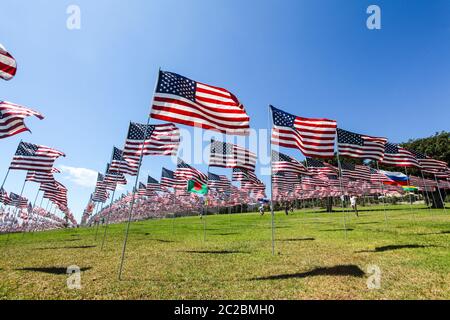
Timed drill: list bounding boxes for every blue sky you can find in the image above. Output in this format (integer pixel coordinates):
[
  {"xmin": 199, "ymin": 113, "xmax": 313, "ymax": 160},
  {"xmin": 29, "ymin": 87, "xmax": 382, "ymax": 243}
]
[{"xmin": 1, "ymin": 0, "xmax": 450, "ymax": 221}]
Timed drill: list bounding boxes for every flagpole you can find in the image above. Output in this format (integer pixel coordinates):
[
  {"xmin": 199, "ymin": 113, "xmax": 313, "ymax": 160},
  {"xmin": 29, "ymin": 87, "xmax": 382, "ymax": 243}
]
[
  {"xmin": 404, "ymin": 167, "xmax": 416, "ymax": 222},
  {"xmin": 268, "ymin": 106, "xmax": 275, "ymax": 255},
  {"xmin": 376, "ymin": 162, "xmax": 388, "ymax": 225},
  {"xmin": 335, "ymin": 148, "xmax": 348, "ymax": 238},
  {"xmin": 101, "ymin": 147, "xmax": 119, "ymax": 250},
  {"xmin": 420, "ymin": 170, "xmax": 432, "ymax": 213},
  {"xmin": 118, "ymin": 68, "xmax": 160, "ymax": 280},
  {"xmin": 94, "ymin": 202, "xmax": 104, "ymax": 241},
  {"xmin": 434, "ymin": 173, "xmax": 447, "ymax": 214},
  {"xmin": 0, "ymin": 140, "xmax": 20, "ymax": 191},
  {"xmin": 32, "ymin": 189, "xmax": 41, "ymax": 209}
]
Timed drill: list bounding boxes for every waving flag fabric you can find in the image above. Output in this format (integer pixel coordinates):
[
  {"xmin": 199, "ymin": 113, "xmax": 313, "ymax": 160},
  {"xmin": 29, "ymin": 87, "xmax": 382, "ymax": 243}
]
[
  {"xmin": 232, "ymin": 168, "xmax": 259, "ymax": 184},
  {"xmin": 26, "ymin": 171, "xmax": 56, "ymax": 184},
  {"xmin": 146, "ymin": 175, "xmax": 161, "ymax": 192},
  {"xmin": 10, "ymin": 142, "xmax": 65, "ymax": 172},
  {"xmin": 407, "ymin": 149, "xmax": 448, "ymax": 173},
  {"xmin": 306, "ymin": 158, "xmax": 338, "ymax": 175},
  {"xmin": 187, "ymin": 180, "xmax": 208, "ymax": 195},
  {"xmin": 138, "ymin": 182, "xmax": 147, "ymax": 196},
  {"xmin": 151, "ymin": 70, "xmax": 250, "ymax": 135},
  {"xmin": 175, "ymin": 159, "xmax": 208, "ymax": 185},
  {"xmin": 340, "ymin": 163, "xmax": 371, "ymax": 181},
  {"xmin": 209, "ymin": 139, "xmax": 256, "ymax": 171},
  {"xmin": 0, "ymin": 44, "xmax": 17, "ymax": 81},
  {"xmin": 272, "ymin": 150, "xmax": 308, "ymax": 175},
  {"xmin": 161, "ymin": 167, "xmax": 185, "ymax": 188},
  {"xmin": 208, "ymin": 172, "xmax": 231, "ymax": 192},
  {"xmin": 337, "ymin": 128, "xmax": 387, "ymax": 161},
  {"xmin": 0, "ymin": 188, "xmax": 11, "ymax": 205},
  {"xmin": 123, "ymin": 122, "xmax": 180, "ymax": 161},
  {"xmin": 270, "ymin": 105, "xmax": 337, "ymax": 158},
  {"xmin": 109, "ymin": 147, "xmax": 139, "ymax": 176},
  {"xmin": 380, "ymin": 170, "xmax": 410, "ymax": 186},
  {"xmin": 0, "ymin": 101, "xmax": 44, "ymax": 140},
  {"xmin": 381, "ymin": 143, "xmax": 421, "ymax": 168}
]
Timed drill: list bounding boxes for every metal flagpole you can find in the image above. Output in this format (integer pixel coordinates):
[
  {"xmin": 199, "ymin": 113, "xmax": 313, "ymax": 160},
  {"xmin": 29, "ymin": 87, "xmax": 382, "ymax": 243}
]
[
  {"xmin": 268, "ymin": 106, "xmax": 276, "ymax": 255},
  {"xmin": 101, "ymin": 147, "xmax": 119, "ymax": 250},
  {"xmin": 95, "ymin": 202, "xmax": 104, "ymax": 241},
  {"xmin": 335, "ymin": 148, "xmax": 348, "ymax": 238},
  {"xmin": 0, "ymin": 140, "xmax": 19, "ymax": 191},
  {"xmin": 118, "ymin": 68, "xmax": 161, "ymax": 279},
  {"xmin": 32, "ymin": 189, "xmax": 41, "ymax": 208},
  {"xmin": 420, "ymin": 170, "xmax": 432, "ymax": 213},
  {"xmin": 376, "ymin": 162, "xmax": 388, "ymax": 225},
  {"xmin": 404, "ymin": 167, "xmax": 416, "ymax": 222},
  {"xmin": 434, "ymin": 173, "xmax": 447, "ymax": 214},
  {"xmin": 101, "ymin": 188, "xmax": 116, "ymax": 250}
]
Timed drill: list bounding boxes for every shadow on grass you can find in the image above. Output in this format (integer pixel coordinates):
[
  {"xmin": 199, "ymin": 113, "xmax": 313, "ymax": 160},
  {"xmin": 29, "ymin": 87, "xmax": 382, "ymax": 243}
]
[
  {"xmin": 183, "ymin": 250, "xmax": 248, "ymax": 255},
  {"xmin": 35, "ymin": 245, "xmax": 96, "ymax": 250},
  {"xmin": 251, "ymin": 265, "xmax": 365, "ymax": 281},
  {"xmin": 16, "ymin": 267, "xmax": 92, "ymax": 275},
  {"xmin": 211, "ymin": 232, "xmax": 240, "ymax": 236},
  {"xmin": 279, "ymin": 237, "xmax": 315, "ymax": 242},
  {"xmin": 417, "ymin": 230, "xmax": 450, "ymax": 236},
  {"xmin": 356, "ymin": 244, "xmax": 438, "ymax": 253},
  {"xmin": 320, "ymin": 228, "xmax": 354, "ymax": 232}
]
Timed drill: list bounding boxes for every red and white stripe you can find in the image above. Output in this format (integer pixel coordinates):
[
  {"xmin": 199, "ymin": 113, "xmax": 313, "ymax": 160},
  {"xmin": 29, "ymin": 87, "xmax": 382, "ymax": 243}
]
[
  {"xmin": 0, "ymin": 101, "xmax": 44, "ymax": 140},
  {"xmin": 0, "ymin": 44, "xmax": 17, "ymax": 81}
]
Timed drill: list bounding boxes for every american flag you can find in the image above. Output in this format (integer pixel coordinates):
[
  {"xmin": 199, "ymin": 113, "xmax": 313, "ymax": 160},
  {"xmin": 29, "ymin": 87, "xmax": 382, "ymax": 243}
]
[
  {"xmin": 209, "ymin": 139, "xmax": 256, "ymax": 171},
  {"xmin": 306, "ymin": 158, "xmax": 338, "ymax": 175},
  {"xmin": 370, "ymin": 168, "xmax": 391, "ymax": 184},
  {"xmin": 337, "ymin": 128, "xmax": 387, "ymax": 161},
  {"xmin": 109, "ymin": 147, "xmax": 139, "ymax": 176},
  {"xmin": 175, "ymin": 159, "xmax": 208, "ymax": 185},
  {"xmin": 137, "ymin": 182, "xmax": 147, "ymax": 196},
  {"xmin": 9, "ymin": 142, "xmax": 65, "ymax": 172},
  {"xmin": 340, "ymin": 163, "xmax": 371, "ymax": 181},
  {"xmin": 146, "ymin": 175, "xmax": 161, "ymax": 192},
  {"xmin": 208, "ymin": 172, "xmax": 231, "ymax": 192},
  {"xmin": 272, "ymin": 172, "xmax": 300, "ymax": 191},
  {"xmin": 232, "ymin": 168, "xmax": 259, "ymax": 184},
  {"xmin": 44, "ymin": 181, "xmax": 68, "ymax": 208},
  {"xmin": 161, "ymin": 167, "xmax": 185, "ymax": 189},
  {"xmin": 151, "ymin": 70, "xmax": 250, "ymax": 135},
  {"xmin": 407, "ymin": 149, "xmax": 448, "ymax": 173},
  {"xmin": 272, "ymin": 150, "xmax": 308, "ymax": 175},
  {"xmin": 270, "ymin": 105, "xmax": 337, "ymax": 158},
  {"xmin": 0, "ymin": 101, "xmax": 44, "ymax": 140},
  {"xmin": 26, "ymin": 167, "xmax": 60, "ymax": 184},
  {"xmin": 92, "ymin": 190, "xmax": 108, "ymax": 203},
  {"xmin": 0, "ymin": 44, "xmax": 17, "ymax": 81},
  {"xmin": 123, "ymin": 122, "xmax": 180, "ymax": 161},
  {"xmin": 10, "ymin": 192, "xmax": 28, "ymax": 208},
  {"xmin": 0, "ymin": 188, "xmax": 11, "ymax": 205},
  {"xmin": 381, "ymin": 143, "xmax": 421, "ymax": 168},
  {"xmin": 104, "ymin": 164, "xmax": 127, "ymax": 190}
]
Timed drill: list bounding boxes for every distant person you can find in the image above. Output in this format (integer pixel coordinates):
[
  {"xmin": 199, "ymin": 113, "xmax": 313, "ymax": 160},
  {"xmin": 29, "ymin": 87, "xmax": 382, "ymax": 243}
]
[
  {"xmin": 259, "ymin": 205, "xmax": 265, "ymax": 216},
  {"xmin": 350, "ymin": 195, "xmax": 359, "ymax": 217},
  {"xmin": 284, "ymin": 202, "xmax": 289, "ymax": 216}
]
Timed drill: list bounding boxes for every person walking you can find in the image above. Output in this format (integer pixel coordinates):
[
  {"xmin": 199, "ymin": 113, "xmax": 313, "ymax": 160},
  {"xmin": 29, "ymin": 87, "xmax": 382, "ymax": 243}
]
[{"xmin": 350, "ymin": 195, "xmax": 359, "ymax": 217}]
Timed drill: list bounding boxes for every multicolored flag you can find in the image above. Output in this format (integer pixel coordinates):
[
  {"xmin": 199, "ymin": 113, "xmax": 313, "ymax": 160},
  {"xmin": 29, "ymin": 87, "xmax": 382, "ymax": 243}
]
[
  {"xmin": 337, "ymin": 128, "xmax": 387, "ymax": 161},
  {"xmin": 270, "ymin": 105, "xmax": 337, "ymax": 158},
  {"xmin": 0, "ymin": 101, "xmax": 44, "ymax": 140},
  {"xmin": 0, "ymin": 44, "xmax": 17, "ymax": 81},
  {"xmin": 209, "ymin": 139, "xmax": 256, "ymax": 171},
  {"xmin": 151, "ymin": 70, "xmax": 250, "ymax": 135},
  {"xmin": 187, "ymin": 180, "xmax": 208, "ymax": 195},
  {"xmin": 9, "ymin": 142, "xmax": 65, "ymax": 172}
]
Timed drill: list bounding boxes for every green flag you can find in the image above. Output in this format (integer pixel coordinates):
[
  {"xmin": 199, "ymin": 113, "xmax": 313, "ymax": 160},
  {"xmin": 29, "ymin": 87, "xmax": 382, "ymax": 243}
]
[{"xmin": 187, "ymin": 180, "xmax": 208, "ymax": 195}]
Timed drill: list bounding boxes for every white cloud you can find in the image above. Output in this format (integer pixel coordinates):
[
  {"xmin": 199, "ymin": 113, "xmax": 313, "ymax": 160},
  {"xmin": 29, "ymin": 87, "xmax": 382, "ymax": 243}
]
[{"xmin": 59, "ymin": 165, "xmax": 98, "ymax": 188}]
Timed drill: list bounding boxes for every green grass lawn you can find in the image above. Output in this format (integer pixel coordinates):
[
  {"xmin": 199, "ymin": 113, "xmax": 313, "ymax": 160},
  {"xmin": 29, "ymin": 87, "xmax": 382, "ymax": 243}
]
[{"xmin": 0, "ymin": 204, "xmax": 449, "ymax": 300}]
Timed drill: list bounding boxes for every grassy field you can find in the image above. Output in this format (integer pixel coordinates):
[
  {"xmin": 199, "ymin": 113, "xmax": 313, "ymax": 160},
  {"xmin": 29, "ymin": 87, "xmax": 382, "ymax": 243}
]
[{"xmin": 0, "ymin": 204, "xmax": 449, "ymax": 300}]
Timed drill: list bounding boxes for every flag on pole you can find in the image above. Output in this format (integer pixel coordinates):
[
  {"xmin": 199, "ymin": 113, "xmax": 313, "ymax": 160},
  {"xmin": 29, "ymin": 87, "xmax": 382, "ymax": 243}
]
[
  {"xmin": 123, "ymin": 122, "xmax": 180, "ymax": 161},
  {"xmin": 209, "ymin": 139, "xmax": 256, "ymax": 171},
  {"xmin": 9, "ymin": 142, "xmax": 65, "ymax": 172},
  {"xmin": 137, "ymin": 182, "xmax": 147, "ymax": 196},
  {"xmin": 306, "ymin": 158, "xmax": 338, "ymax": 175},
  {"xmin": 232, "ymin": 168, "xmax": 259, "ymax": 184},
  {"xmin": 0, "ymin": 44, "xmax": 17, "ymax": 81},
  {"xmin": 0, "ymin": 188, "xmax": 11, "ymax": 205},
  {"xmin": 270, "ymin": 105, "xmax": 337, "ymax": 158},
  {"xmin": 208, "ymin": 172, "xmax": 231, "ymax": 192},
  {"xmin": 407, "ymin": 149, "xmax": 448, "ymax": 173},
  {"xmin": 337, "ymin": 128, "xmax": 387, "ymax": 161},
  {"xmin": 272, "ymin": 150, "xmax": 308, "ymax": 174},
  {"xmin": 151, "ymin": 70, "xmax": 250, "ymax": 135},
  {"xmin": 161, "ymin": 167, "xmax": 185, "ymax": 188},
  {"xmin": 381, "ymin": 143, "xmax": 421, "ymax": 168},
  {"xmin": 175, "ymin": 159, "xmax": 208, "ymax": 185},
  {"xmin": 109, "ymin": 147, "xmax": 139, "ymax": 176},
  {"xmin": 146, "ymin": 175, "xmax": 161, "ymax": 192},
  {"xmin": 187, "ymin": 180, "xmax": 208, "ymax": 195},
  {"xmin": 0, "ymin": 101, "xmax": 44, "ymax": 140},
  {"xmin": 340, "ymin": 163, "xmax": 371, "ymax": 181}
]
